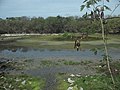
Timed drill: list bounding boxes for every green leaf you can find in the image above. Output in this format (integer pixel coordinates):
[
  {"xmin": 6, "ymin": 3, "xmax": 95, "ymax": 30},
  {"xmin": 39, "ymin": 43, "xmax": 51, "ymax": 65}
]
[
  {"xmin": 96, "ymin": 0, "xmax": 102, "ymax": 2},
  {"xmin": 90, "ymin": 0, "xmax": 97, "ymax": 4},
  {"xmin": 93, "ymin": 0, "xmax": 98, "ymax": 4},
  {"xmin": 83, "ymin": 0, "xmax": 88, "ymax": 3},
  {"xmin": 86, "ymin": 2, "xmax": 91, "ymax": 8},
  {"xmin": 80, "ymin": 5, "xmax": 85, "ymax": 11},
  {"xmin": 82, "ymin": 12, "xmax": 88, "ymax": 18},
  {"xmin": 106, "ymin": 0, "xmax": 109, "ymax": 2},
  {"xmin": 104, "ymin": 5, "xmax": 111, "ymax": 11}
]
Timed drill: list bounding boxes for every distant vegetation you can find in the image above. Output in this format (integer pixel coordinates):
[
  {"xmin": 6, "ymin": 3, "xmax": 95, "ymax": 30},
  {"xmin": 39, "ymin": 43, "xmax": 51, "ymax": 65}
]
[{"xmin": 0, "ymin": 15, "xmax": 120, "ymax": 34}]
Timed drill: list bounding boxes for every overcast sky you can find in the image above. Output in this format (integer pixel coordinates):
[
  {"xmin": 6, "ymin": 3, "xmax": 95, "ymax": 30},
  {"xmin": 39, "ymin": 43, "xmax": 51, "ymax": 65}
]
[{"xmin": 0, "ymin": 0, "xmax": 120, "ymax": 18}]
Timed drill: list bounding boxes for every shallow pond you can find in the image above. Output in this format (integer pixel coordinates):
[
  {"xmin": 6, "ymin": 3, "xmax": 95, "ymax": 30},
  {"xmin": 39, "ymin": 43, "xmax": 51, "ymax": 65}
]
[{"xmin": 0, "ymin": 47, "xmax": 120, "ymax": 61}]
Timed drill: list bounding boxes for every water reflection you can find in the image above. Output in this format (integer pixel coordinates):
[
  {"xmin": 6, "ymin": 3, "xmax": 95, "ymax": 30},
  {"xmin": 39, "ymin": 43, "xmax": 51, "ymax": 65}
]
[
  {"xmin": 0, "ymin": 45, "xmax": 28, "ymax": 52},
  {"xmin": 0, "ymin": 45, "xmax": 120, "ymax": 60}
]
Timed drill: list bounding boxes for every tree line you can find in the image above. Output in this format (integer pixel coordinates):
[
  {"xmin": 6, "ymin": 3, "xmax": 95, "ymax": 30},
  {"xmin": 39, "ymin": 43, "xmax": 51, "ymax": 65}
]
[{"xmin": 0, "ymin": 15, "xmax": 120, "ymax": 34}]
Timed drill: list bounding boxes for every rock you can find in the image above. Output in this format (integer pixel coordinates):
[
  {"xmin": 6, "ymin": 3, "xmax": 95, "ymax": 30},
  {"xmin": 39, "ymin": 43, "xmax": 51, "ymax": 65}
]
[
  {"xmin": 0, "ymin": 72, "xmax": 5, "ymax": 75},
  {"xmin": 67, "ymin": 87, "xmax": 73, "ymax": 90},
  {"xmin": 1, "ymin": 65, "xmax": 7, "ymax": 70},
  {"xmin": 85, "ymin": 75, "xmax": 88, "ymax": 77},
  {"xmin": 68, "ymin": 78, "xmax": 75, "ymax": 84},
  {"xmin": 16, "ymin": 78, "xmax": 21, "ymax": 82},
  {"xmin": 70, "ymin": 74, "xmax": 75, "ymax": 77},
  {"xmin": 21, "ymin": 80, "xmax": 26, "ymax": 85},
  {"xmin": 21, "ymin": 71, "xmax": 24, "ymax": 74},
  {"xmin": 76, "ymin": 73, "xmax": 81, "ymax": 77},
  {"xmin": 9, "ymin": 84, "xmax": 12, "ymax": 88},
  {"xmin": 115, "ymin": 69, "xmax": 118, "ymax": 72}
]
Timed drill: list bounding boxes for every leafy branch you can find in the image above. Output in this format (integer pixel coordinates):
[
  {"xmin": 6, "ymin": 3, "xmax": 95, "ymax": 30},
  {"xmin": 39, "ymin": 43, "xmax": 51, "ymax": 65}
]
[{"xmin": 80, "ymin": 0, "xmax": 120, "ymax": 85}]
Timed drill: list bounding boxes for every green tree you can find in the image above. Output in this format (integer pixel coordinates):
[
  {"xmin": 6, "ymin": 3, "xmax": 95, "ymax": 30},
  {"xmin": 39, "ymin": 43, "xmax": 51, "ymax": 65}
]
[{"xmin": 80, "ymin": 0, "xmax": 120, "ymax": 85}]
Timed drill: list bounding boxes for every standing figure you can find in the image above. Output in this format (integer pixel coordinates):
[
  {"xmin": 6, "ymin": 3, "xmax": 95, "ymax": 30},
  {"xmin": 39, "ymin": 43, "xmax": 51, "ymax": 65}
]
[{"xmin": 74, "ymin": 37, "xmax": 81, "ymax": 51}]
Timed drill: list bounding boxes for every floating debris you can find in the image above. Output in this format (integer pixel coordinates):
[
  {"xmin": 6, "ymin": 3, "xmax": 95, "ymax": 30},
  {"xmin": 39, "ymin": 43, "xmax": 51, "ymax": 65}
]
[
  {"xmin": 98, "ymin": 65, "xmax": 102, "ymax": 68},
  {"xmin": 21, "ymin": 80, "xmax": 26, "ymax": 85},
  {"xmin": 70, "ymin": 74, "xmax": 75, "ymax": 77},
  {"xmin": 76, "ymin": 73, "xmax": 81, "ymax": 77}
]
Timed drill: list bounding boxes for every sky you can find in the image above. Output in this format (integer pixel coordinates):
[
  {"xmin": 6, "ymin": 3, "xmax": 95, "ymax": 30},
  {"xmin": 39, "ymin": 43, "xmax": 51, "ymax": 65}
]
[{"xmin": 0, "ymin": 0, "xmax": 120, "ymax": 18}]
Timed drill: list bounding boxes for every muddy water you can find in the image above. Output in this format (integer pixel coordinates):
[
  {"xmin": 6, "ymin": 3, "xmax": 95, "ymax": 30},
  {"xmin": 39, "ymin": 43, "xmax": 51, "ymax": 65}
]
[
  {"xmin": 0, "ymin": 47, "xmax": 120, "ymax": 60},
  {"xmin": 0, "ymin": 48, "xmax": 100, "ymax": 60}
]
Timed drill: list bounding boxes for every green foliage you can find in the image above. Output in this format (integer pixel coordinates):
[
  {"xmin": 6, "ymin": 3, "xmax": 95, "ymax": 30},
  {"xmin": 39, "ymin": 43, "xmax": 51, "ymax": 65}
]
[
  {"xmin": 81, "ymin": 0, "xmax": 111, "ymax": 11},
  {"xmin": 80, "ymin": 5, "xmax": 85, "ymax": 11},
  {"xmin": 56, "ymin": 74, "xmax": 69, "ymax": 90},
  {"xmin": 80, "ymin": 0, "xmax": 115, "ymax": 21},
  {"xmin": 80, "ymin": 0, "xmax": 118, "ymax": 84},
  {"xmin": 106, "ymin": 0, "xmax": 109, "ymax": 2},
  {"xmin": 57, "ymin": 80, "xmax": 69, "ymax": 90},
  {"xmin": 74, "ymin": 75, "xmax": 120, "ymax": 90},
  {"xmin": 96, "ymin": 61, "xmax": 120, "ymax": 89},
  {"xmin": 0, "ymin": 75, "xmax": 45, "ymax": 90},
  {"xmin": 62, "ymin": 32, "xmax": 73, "ymax": 40},
  {"xmin": 0, "ymin": 16, "xmax": 120, "ymax": 34},
  {"xmin": 103, "ymin": 5, "xmax": 111, "ymax": 11},
  {"xmin": 57, "ymin": 73, "xmax": 120, "ymax": 90}
]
